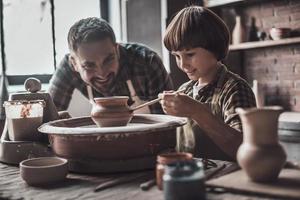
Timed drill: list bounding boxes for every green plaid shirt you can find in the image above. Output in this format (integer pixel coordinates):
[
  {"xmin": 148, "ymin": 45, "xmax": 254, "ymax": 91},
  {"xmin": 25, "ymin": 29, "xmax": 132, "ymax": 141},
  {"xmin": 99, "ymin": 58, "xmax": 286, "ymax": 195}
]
[
  {"xmin": 177, "ymin": 64, "xmax": 256, "ymax": 160},
  {"xmin": 180, "ymin": 64, "xmax": 256, "ymax": 132},
  {"xmin": 48, "ymin": 43, "xmax": 173, "ymax": 113}
]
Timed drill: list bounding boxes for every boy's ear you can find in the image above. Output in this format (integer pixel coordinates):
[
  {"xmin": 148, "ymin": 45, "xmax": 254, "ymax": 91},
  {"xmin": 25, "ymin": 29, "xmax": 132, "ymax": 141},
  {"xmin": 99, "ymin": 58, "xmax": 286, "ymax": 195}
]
[{"xmin": 69, "ymin": 54, "xmax": 79, "ymax": 71}]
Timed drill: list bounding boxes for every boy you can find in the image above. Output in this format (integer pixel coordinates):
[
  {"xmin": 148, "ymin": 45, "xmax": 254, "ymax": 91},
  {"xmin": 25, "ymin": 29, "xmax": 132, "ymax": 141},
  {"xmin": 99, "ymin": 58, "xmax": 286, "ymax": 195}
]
[{"xmin": 160, "ymin": 6, "xmax": 256, "ymax": 160}]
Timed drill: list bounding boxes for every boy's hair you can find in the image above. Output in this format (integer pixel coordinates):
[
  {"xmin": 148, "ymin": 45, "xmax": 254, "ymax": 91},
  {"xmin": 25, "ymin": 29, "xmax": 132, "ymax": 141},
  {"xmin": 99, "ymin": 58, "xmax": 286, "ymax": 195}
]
[
  {"xmin": 68, "ymin": 17, "xmax": 116, "ymax": 52},
  {"xmin": 164, "ymin": 6, "xmax": 230, "ymax": 61}
]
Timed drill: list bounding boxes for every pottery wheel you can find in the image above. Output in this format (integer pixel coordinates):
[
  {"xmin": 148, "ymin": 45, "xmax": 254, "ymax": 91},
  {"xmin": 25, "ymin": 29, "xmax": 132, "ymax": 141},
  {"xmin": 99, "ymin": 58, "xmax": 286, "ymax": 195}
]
[{"xmin": 39, "ymin": 114, "xmax": 187, "ymax": 173}]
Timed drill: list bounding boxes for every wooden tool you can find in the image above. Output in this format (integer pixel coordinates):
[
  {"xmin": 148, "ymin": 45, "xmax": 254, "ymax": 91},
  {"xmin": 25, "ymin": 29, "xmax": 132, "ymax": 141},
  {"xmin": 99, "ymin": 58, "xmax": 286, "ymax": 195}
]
[
  {"xmin": 94, "ymin": 173, "xmax": 149, "ymax": 192},
  {"xmin": 131, "ymin": 88, "xmax": 185, "ymax": 111},
  {"xmin": 140, "ymin": 178, "xmax": 156, "ymax": 191}
]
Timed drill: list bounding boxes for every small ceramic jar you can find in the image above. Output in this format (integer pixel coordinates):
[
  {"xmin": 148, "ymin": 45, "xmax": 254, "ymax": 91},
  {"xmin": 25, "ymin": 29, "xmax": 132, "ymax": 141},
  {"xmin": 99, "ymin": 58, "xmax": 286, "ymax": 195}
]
[
  {"xmin": 163, "ymin": 160, "xmax": 206, "ymax": 200},
  {"xmin": 156, "ymin": 152, "xmax": 193, "ymax": 190}
]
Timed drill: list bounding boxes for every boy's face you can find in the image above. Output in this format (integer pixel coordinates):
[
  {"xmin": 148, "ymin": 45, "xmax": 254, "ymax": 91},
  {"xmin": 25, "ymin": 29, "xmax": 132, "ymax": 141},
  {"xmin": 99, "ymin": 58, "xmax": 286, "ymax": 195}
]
[
  {"xmin": 172, "ymin": 47, "xmax": 218, "ymax": 81},
  {"xmin": 70, "ymin": 38, "xmax": 119, "ymax": 94}
]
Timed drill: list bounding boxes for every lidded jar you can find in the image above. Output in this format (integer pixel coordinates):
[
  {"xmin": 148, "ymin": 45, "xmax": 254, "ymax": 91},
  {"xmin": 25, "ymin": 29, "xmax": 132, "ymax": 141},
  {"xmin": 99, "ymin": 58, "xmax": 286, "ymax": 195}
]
[
  {"xmin": 163, "ymin": 160, "xmax": 206, "ymax": 200},
  {"xmin": 156, "ymin": 152, "xmax": 193, "ymax": 190}
]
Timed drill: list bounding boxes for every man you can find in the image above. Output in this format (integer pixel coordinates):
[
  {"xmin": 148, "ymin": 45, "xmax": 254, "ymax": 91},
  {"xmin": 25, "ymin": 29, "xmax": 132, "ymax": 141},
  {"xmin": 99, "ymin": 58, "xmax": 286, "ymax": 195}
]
[{"xmin": 48, "ymin": 17, "xmax": 173, "ymax": 114}]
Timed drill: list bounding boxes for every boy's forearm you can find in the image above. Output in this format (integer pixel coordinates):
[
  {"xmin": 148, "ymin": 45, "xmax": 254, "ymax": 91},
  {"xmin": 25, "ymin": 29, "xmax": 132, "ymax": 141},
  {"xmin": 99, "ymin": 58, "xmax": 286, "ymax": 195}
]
[{"xmin": 191, "ymin": 108, "xmax": 242, "ymax": 160}]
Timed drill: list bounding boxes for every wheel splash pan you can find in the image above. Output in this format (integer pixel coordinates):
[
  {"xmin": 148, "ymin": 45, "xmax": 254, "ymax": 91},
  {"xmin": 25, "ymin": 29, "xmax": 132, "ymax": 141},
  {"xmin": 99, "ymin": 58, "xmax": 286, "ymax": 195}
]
[{"xmin": 38, "ymin": 114, "xmax": 187, "ymax": 161}]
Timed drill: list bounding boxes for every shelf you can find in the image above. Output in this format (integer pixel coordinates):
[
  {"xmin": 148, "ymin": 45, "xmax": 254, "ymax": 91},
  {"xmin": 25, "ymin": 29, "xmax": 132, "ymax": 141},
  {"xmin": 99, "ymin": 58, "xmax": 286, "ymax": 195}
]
[
  {"xmin": 229, "ymin": 37, "xmax": 300, "ymax": 51},
  {"xmin": 204, "ymin": 0, "xmax": 244, "ymax": 8},
  {"xmin": 203, "ymin": 0, "xmax": 265, "ymax": 8}
]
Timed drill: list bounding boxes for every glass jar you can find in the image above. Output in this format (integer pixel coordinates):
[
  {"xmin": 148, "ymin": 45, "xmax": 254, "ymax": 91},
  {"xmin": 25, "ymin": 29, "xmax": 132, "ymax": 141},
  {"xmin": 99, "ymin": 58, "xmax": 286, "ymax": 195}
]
[
  {"xmin": 3, "ymin": 100, "xmax": 45, "ymax": 141},
  {"xmin": 156, "ymin": 152, "xmax": 193, "ymax": 190},
  {"xmin": 163, "ymin": 160, "xmax": 206, "ymax": 200}
]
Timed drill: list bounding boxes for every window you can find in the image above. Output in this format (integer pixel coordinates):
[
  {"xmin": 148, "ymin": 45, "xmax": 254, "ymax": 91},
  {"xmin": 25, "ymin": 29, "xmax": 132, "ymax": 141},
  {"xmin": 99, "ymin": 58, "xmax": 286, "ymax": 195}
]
[
  {"xmin": 2, "ymin": 0, "xmax": 101, "ymax": 85},
  {"xmin": 4, "ymin": 0, "xmax": 53, "ymax": 76}
]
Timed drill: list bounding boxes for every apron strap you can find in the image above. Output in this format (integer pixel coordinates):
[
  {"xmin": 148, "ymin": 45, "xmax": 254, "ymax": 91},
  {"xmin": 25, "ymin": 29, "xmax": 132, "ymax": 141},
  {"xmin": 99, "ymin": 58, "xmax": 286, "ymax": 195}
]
[
  {"xmin": 87, "ymin": 85, "xmax": 94, "ymax": 102},
  {"xmin": 126, "ymin": 80, "xmax": 136, "ymax": 97}
]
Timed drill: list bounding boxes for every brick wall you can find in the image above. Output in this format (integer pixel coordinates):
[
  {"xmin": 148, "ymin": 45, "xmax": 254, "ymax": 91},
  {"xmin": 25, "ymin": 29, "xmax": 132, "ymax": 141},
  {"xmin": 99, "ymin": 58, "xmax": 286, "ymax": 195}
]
[{"xmin": 224, "ymin": 0, "xmax": 300, "ymax": 110}]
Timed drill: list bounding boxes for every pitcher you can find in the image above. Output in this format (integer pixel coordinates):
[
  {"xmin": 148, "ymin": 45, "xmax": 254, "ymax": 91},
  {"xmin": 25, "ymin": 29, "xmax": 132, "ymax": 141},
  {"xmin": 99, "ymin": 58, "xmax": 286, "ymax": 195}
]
[{"xmin": 236, "ymin": 106, "xmax": 286, "ymax": 182}]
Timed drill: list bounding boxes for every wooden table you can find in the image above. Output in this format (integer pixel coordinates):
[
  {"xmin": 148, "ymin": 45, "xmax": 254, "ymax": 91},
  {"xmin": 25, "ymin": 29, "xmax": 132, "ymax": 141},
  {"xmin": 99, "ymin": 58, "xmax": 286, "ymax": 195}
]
[{"xmin": 0, "ymin": 161, "xmax": 285, "ymax": 200}]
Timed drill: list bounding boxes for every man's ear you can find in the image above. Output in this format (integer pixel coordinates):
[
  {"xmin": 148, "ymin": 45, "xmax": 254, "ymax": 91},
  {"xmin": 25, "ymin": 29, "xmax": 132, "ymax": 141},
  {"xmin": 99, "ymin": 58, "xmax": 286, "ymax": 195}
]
[
  {"xmin": 115, "ymin": 44, "xmax": 120, "ymax": 59},
  {"xmin": 69, "ymin": 54, "xmax": 79, "ymax": 71}
]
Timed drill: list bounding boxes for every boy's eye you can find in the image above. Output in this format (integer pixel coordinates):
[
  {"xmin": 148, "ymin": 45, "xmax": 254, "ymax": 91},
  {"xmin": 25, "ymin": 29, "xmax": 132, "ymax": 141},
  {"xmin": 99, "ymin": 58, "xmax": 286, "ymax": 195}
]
[{"xmin": 186, "ymin": 53, "xmax": 195, "ymax": 57}]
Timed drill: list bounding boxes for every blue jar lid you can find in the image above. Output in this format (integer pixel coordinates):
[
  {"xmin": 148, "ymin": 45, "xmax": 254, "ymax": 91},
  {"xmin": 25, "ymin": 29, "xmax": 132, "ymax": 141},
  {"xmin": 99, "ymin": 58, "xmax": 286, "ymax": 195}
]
[{"xmin": 164, "ymin": 160, "xmax": 204, "ymax": 177}]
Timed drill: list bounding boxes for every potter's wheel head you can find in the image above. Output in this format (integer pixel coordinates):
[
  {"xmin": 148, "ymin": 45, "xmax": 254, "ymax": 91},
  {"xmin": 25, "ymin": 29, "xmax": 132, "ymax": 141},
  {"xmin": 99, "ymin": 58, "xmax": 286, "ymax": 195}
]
[{"xmin": 38, "ymin": 114, "xmax": 187, "ymax": 135}]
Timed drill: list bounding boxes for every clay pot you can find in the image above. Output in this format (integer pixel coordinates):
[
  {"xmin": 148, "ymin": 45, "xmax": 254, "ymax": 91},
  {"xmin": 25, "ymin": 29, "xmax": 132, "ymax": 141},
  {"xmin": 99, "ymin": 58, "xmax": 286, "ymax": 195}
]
[
  {"xmin": 91, "ymin": 96, "xmax": 133, "ymax": 127},
  {"xmin": 156, "ymin": 152, "xmax": 193, "ymax": 190},
  {"xmin": 236, "ymin": 106, "xmax": 286, "ymax": 182}
]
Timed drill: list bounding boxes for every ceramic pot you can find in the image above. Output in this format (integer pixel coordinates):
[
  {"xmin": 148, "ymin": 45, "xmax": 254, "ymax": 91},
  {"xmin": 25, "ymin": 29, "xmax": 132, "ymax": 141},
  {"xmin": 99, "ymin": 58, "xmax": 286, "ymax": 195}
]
[
  {"xmin": 91, "ymin": 96, "xmax": 133, "ymax": 127},
  {"xmin": 236, "ymin": 106, "xmax": 286, "ymax": 182}
]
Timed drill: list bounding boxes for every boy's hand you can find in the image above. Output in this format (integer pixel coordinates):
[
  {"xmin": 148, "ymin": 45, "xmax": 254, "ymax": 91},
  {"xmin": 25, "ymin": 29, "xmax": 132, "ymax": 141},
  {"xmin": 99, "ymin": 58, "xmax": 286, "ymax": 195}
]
[{"xmin": 159, "ymin": 91, "xmax": 199, "ymax": 118}]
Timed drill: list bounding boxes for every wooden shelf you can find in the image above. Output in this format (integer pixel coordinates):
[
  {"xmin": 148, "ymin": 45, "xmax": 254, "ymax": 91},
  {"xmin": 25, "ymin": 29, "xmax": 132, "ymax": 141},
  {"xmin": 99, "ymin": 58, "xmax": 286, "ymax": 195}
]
[
  {"xmin": 204, "ymin": 0, "xmax": 266, "ymax": 8},
  {"xmin": 229, "ymin": 37, "xmax": 300, "ymax": 51},
  {"xmin": 204, "ymin": 0, "xmax": 244, "ymax": 8}
]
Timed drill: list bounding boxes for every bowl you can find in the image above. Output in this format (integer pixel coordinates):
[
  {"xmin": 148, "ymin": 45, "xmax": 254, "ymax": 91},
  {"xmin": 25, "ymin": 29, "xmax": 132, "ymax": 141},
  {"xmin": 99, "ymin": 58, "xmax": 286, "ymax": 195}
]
[
  {"xmin": 270, "ymin": 28, "xmax": 291, "ymax": 40},
  {"xmin": 20, "ymin": 157, "xmax": 68, "ymax": 186}
]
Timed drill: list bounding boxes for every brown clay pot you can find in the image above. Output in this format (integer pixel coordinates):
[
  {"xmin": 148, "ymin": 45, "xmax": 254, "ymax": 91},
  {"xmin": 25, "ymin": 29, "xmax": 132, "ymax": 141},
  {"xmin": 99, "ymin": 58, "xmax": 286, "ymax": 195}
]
[
  {"xmin": 91, "ymin": 96, "xmax": 133, "ymax": 127},
  {"xmin": 156, "ymin": 152, "xmax": 193, "ymax": 190},
  {"xmin": 236, "ymin": 106, "xmax": 286, "ymax": 182}
]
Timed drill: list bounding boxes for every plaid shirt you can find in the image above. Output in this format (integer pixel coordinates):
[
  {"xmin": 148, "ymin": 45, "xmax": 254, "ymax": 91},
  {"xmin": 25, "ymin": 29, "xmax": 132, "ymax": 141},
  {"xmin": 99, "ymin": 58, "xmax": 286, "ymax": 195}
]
[
  {"xmin": 177, "ymin": 64, "xmax": 256, "ymax": 160},
  {"xmin": 180, "ymin": 64, "xmax": 256, "ymax": 132},
  {"xmin": 48, "ymin": 43, "xmax": 173, "ymax": 113}
]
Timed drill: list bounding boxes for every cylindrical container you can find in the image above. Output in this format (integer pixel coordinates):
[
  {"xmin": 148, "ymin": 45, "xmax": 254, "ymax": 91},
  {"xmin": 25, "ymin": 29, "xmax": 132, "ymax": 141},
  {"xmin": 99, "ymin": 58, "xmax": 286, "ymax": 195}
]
[
  {"xmin": 156, "ymin": 152, "xmax": 193, "ymax": 190},
  {"xmin": 3, "ymin": 100, "xmax": 45, "ymax": 141},
  {"xmin": 163, "ymin": 160, "xmax": 206, "ymax": 200}
]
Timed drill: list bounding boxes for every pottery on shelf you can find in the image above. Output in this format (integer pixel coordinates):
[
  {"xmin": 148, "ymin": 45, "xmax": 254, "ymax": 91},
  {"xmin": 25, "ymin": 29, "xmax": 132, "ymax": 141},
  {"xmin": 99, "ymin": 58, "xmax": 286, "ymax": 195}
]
[
  {"xmin": 232, "ymin": 15, "xmax": 246, "ymax": 45},
  {"xmin": 236, "ymin": 106, "xmax": 286, "ymax": 182},
  {"xmin": 91, "ymin": 96, "xmax": 133, "ymax": 127},
  {"xmin": 269, "ymin": 27, "xmax": 291, "ymax": 40}
]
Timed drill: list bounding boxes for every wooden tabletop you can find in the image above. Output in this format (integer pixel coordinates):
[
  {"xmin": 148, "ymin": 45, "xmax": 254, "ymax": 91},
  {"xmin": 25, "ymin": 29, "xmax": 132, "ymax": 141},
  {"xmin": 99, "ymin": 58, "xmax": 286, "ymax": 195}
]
[{"xmin": 0, "ymin": 160, "xmax": 284, "ymax": 200}]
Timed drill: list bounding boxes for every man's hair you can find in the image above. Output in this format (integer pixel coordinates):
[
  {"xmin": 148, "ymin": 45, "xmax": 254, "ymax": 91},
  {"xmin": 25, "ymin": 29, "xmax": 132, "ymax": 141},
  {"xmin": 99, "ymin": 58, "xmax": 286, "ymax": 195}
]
[
  {"xmin": 68, "ymin": 17, "xmax": 116, "ymax": 52},
  {"xmin": 164, "ymin": 6, "xmax": 230, "ymax": 61}
]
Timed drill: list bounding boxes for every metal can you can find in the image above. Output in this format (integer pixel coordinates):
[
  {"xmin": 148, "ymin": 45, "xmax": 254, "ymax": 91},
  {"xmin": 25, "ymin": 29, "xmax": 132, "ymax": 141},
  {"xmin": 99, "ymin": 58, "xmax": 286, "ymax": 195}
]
[{"xmin": 163, "ymin": 160, "xmax": 206, "ymax": 200}]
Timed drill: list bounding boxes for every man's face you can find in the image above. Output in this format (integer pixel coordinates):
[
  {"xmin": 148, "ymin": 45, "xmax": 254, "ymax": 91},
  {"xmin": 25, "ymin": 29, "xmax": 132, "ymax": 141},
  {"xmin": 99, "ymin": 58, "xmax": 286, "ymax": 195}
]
[
  {"xmin": 171, "ymin": 47, "xmax": 218, "ymax": 81},
  {"xmin": 70, "ymin": 38, "xmax": 119, "ymax": 93}
]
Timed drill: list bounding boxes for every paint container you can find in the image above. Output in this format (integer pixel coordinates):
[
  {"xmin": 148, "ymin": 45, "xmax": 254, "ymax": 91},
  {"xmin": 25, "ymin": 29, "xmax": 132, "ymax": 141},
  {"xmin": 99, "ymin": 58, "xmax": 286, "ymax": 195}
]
[{"xmin": 163, "ymin": 160, "xmax": 206, "ymax": 200}]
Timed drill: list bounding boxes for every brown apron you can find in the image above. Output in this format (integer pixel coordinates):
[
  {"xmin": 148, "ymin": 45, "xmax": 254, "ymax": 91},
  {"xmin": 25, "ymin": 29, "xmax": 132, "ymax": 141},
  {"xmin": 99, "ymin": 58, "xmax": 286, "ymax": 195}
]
[{"xmin": 177, "ymin": 66, "xmax": 232, "ymax": 160}]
